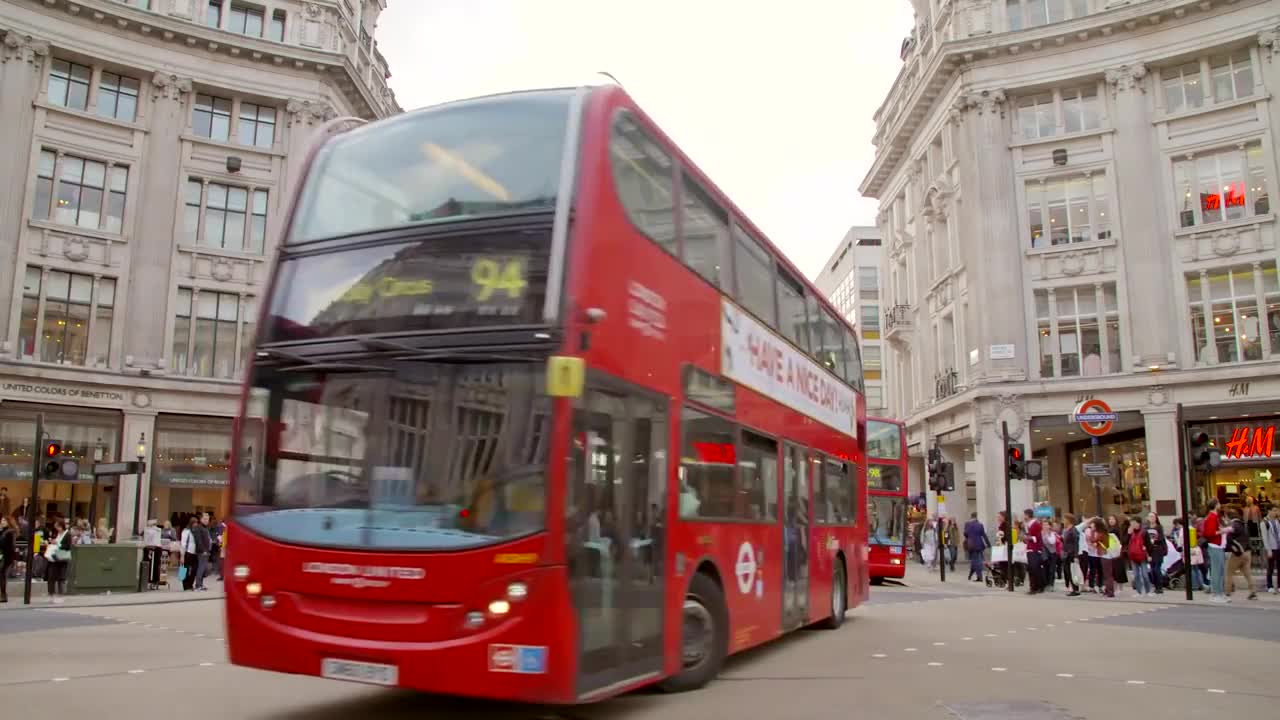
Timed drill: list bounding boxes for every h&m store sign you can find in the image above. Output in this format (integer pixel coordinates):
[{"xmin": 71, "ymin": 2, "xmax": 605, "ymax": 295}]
[{"xmin": 1, "ymin": 381, "xmax": 125, "ymax": 403}]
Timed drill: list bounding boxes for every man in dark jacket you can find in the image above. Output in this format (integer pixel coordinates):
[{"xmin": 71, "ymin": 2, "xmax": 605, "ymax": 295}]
[
  {"xmin": 963, "ymin": 512, "xmax": 988, "ymax": 582},
  {"xmin": 193, "ymin": 513, "xmax": 212, "ymax": 591}
]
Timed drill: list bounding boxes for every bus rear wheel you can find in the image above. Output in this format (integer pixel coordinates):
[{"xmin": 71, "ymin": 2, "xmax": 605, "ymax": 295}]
[
  {"xmin": 819, "ymin": 560, "xmax": 847, "ymax": 629},
  {"xmin": 658, "ymin": 572, "xmax": 727, "ymax": 693}
]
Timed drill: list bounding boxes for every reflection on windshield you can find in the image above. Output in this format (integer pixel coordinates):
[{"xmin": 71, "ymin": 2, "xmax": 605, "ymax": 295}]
[
  {"xmin": 290, "ymin": 89, "xmax": 574, "ymax": 243},
  {"xmin": 867, "ymin": 420, "xmax": 902, "ymax": 459},
  {"xmin": 868, "ymin": 495, "xmax": 905, "ymax": 545},
  {"xmin": 235, "ymin": 361, "xmax": 551, "ymax": 550}
]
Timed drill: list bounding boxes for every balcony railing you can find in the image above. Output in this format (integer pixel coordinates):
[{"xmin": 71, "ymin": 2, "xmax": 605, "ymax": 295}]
[
  {"xmin": 935, "ymin": 368, "xmax": 960, "ymax": 401},
  {"xmin": 884, "ymin": 304, "xmax": 913, "ymax": 343}
]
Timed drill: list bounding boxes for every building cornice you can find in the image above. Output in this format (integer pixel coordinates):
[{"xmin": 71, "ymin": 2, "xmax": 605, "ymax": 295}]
[
  {"xmin": 860, "ymin": 0, "xmax": 1270, "ymax": 198},
  {"xmin": 2, "ymin": 0, "xmax": 399, "ymax": 119}
]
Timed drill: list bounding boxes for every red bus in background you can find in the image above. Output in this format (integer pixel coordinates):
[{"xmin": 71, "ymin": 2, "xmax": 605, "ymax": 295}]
[
  {"xmin": 866, "ymin": 417, "xmax": 907, "ymax": 584},
  {"xmin": 224, "ymin": 84, "xmax": 868, "ymax": 705}
]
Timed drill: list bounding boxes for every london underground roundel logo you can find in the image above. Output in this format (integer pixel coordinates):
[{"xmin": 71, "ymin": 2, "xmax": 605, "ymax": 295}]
[
  {"xmin": 735, "ymin": 542, "xmax": 757, "ymax": 594},
  {"xmin": 1073, "ymin": 398, "xmax": 1116, "ymax": 437}
]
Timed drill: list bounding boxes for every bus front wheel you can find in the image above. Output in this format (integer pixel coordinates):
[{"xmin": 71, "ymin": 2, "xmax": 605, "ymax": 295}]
[
  {"xmin": 819, "ymin": 560, "xmax": 847, "ymax": 629},
  {"xmin": 658, "ymin": 572, "xmax": 727, "ymax": 693}
]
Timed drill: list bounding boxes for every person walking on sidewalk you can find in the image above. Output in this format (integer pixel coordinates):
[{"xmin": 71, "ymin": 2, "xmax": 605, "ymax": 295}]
[
  {"xmin": 1263, "ymin": 507, "xmax": 1280, "ymax": 594},
  {"xmin": 180, "ymin": 517, "xmax": 199, "ymax": 591},
  {"xmin": 43, "ymin": 518, "xmax": 71, "ymax": 603},
  {"xmin": 1022, "ymin": 509, "xmax": 1045, "ymax": 594},
  {"xmin": 945, "ymin": 517, "xmax": 960, "ymax": 573},
  {"xmin": 194, "ymin": 513, "xmax": 213, "ymax": 591},
  {"xmin": 1203, "ymin": 500, "xmax": 1227, "ymax": 601},
  {"xmin": 963, "ymin": 512, "xmax": 989, "ymax": 582},
  {"xmin": 1061, "ymin": 514, "xmax": 1081, "ymax": 596},
  {"xmin": 1145, "ymin": 513, "xmax": 1167, "ymax": 594},
  {"xmin": 1127, "ymin": 518, "xmax": 1153, "ymax": 597},
  {"xmin": 0, "ymin": 515, "xmax": 17, "ymax": 602},
  {"xmin": 1224, "ymin": 507, "xmax": 1257, "ymax": 601}
]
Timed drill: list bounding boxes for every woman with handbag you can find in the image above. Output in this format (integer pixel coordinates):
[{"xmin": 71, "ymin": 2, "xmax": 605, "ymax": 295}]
[
  {"xmin": 0, "ymin": 515, "xmax": 17, "ymax": 602},
  {"xmin": 43, "ymin": 518, "xmax": 71, "ymax": 603}
]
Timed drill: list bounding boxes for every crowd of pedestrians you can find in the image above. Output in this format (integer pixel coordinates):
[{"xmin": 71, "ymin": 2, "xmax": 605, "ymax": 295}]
[{"xmin": 914, "ymin": 501, "xmax": 1280, "ymax": 603}]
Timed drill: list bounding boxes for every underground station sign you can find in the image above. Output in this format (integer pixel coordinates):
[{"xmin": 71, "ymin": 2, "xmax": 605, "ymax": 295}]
[{"xmin": 1071, "ymin": 398, "xmax": 1118, "ymax": 437}]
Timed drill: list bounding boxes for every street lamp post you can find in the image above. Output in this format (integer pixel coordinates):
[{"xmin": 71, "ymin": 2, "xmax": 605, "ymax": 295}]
[{"xmin": 132, "ymin": 432, "xmax": 147, "ymax": 538}]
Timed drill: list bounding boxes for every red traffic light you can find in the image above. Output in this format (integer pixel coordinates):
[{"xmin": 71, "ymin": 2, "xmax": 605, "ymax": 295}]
[
  {"xmin": 1008, "ymin": 446, "xmax": 1023, "ymax": 460},
  {"xmin": 45, "ymin": 442, "xmax": 61, "ymax": 457}
]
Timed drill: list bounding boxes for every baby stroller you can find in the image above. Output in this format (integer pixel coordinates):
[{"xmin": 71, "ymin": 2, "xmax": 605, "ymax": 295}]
[{"xmin": 984, "ymin": 542, "xmax": 1026, "ymax": 588}]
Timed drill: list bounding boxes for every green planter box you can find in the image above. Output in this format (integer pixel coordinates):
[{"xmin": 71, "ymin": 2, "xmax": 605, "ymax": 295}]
[{"xmin": 68, "ymin": 544, "xmax": 142, "ymax": 595}]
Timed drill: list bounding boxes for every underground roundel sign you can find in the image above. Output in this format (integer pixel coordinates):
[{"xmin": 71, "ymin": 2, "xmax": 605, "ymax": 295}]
[
  {"xmin": 735, "ymin": 542, "xmax": 757, "ymax": 594},
  {"xmin": 1072, "ymin": 398, "xmax": 1117, "ymax": 437}
]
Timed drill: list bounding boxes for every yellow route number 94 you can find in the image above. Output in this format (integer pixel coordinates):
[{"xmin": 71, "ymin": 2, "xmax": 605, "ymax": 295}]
[{"xmin": 471, "ymin": 258, "xmax": 527, "ymax": 301}]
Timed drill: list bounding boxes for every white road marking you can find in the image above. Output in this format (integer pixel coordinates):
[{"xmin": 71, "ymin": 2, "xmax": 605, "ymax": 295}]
[
  {"xmin": 200, "ymin": 662, "xmax": 215, "ymax": 667},
  {"xmin": 961, "ymin": 636, "xmax": 973, "ymax": 641},
  {"xmin": 984, "ymin": 633, "xmax": 997, "ymax": 637},
  {"xmin": 1026, "ymin": 627, "xmax": 1038, "ymax": 631},
  {"xmin": 1056, "ymin": 673, "xmax": 1074, "ymax": 678},
  {"xmin": 1126, "ymin": 680, "xmax": 1145, "ymax": 685},
  {"xmin": 1007, "ymin": 630, "xmax": 1017, "ymax": 634},
  {"xmin": 933, "ymin": 642, "xmax": 946, "ymax": 646},
  {"xmin": 928, "ymin": 662, "xmax": 944, "ymax": 667},
  {"xmin": 1207, "ymin": 689, "xmax": 1226, "ymax": 694},
  {"xmin": 52, "ymin": 677, "xmax": 69, "ymax": 683},
  {"xmin": 991, "ymin": 667, "xmax": 1007, "ymax": 672},
  {"xmin": 127, "ymin": 669, "xmax": 145, "ymax": 675},
  {"xmin": 904, "ymin": 647, "xmax": 918, "ymax": 652},
  {"xmin": 1046, "ymin": 623, "xmax": 1055, "ymax": 627},
  {"xmin": 871, "ymin": 654, "xmax": 887, "ymax": 659}
]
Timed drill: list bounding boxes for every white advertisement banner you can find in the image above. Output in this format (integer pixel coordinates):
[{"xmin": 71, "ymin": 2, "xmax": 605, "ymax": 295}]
[{"xmin": 720, "ymin": 300, "xmax": 857, "ymax": 437}]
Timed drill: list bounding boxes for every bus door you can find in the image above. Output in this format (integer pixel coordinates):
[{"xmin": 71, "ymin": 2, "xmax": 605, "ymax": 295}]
[
  {"xmin": 567, "ymin": 378, "xmax": 668, "ymax": 697},
  {"xmin": 781, "ymin": 443, "xmax": 809, "ymax": 629}
]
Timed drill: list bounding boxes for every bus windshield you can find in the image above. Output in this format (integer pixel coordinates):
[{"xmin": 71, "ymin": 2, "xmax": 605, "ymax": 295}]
[
  {"xmin": 868, "ymin": 495, "xmax": 905, "ymax": 545},
  {"xmin": 233, "ymin": 360, "xmax": 552, "ymax": 551},
  {"xmin": 867, "ymin": 419, "xmax": 902, "ymax": 459},
  {"xmin": 289, "ymin": 89, "xmax": 576, "ymax": 244},
  {"xmin": 868, "ymin": 462, "xmax": 903, "ymax": 492}
]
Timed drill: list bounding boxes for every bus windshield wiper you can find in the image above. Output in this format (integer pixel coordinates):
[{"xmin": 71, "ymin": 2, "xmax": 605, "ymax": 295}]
[
  {"xmin": 358, "ymin": 338, "xmax": 539, "ymax": 363},
  {"xmin": 256, "ymin": 348, "xmax": 386, "ymax": 373}
]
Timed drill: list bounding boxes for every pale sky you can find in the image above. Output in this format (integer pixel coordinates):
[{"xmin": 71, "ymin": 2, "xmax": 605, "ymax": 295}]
[{"xmin": 374, "ymin": 1, "xmax": 915, "ymax": 280}]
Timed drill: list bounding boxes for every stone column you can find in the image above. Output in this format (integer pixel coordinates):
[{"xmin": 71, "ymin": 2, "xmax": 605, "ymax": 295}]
[
  {"xmin": 0, "ymin": 33, "xmax": 49, "ymax": 353},
  {"xmin": 1258, "ymin": 27, "xmax": 1280, "ymax": 138},
  {"xmin": 280, "ymin": 98, "xmax": 338, "ymax": 216},
  {"xmin": 955, "ymin": 88, "xmax": 1027, "ymax": 383},
  {"xmin": 1105, "ymin": 62, "xmax": 1176, "ymax": 369},
  {"xmin": 115, "ymin": 411, "xmax": 157, "ymax": 540},
  {"xmin": 123, "ymin": 73, "xmax": 192, "ymax": 371},
  {"xmin": 1141, "ymin": 396, "xmax": 1182, "ymax": 525}
]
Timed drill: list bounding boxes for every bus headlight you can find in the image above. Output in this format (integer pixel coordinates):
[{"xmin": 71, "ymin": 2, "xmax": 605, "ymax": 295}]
[
  {"xmin": 488, "ymin": 599, "xmax": 511, "ymax": 616},
  {"xmin": 233, "ymin": 565, "xmax": 251, "ymax": 580},
  {"xmin": 506, "ymin": 582, "xmax": 528, "ymax": 601},
  {"xmin": 246, "ymin": 582, "xmax": 262, "ymax": 597}
]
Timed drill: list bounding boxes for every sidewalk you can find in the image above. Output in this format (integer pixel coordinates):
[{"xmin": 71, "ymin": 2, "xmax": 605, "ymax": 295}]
[
  {"xmin": 1, "ymin": 575, "xmax": 225, "ymax": 610},
  {"xmin": 894, "ymin": 560, "xmax": 1280, "ymax": 609}
]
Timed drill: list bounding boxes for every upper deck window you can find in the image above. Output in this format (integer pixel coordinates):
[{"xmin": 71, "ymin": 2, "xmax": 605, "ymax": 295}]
[
  {"xmin": 290, "ymin": 89, "xmax": 575, "ymax": 244},
  {"xmin": 609, "ymin": 113, "xmax": 677, "ymax": 254},
  {"xmin": 866, "ymin": 419, "xmax": 902, "ymax": 460}
]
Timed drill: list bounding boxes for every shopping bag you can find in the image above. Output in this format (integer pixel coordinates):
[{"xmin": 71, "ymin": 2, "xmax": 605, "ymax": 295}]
[
  {"xmin": 1012, "ymin": 542, "xmax": 1028, "ymax": 564},
  {"xmin": 1070, "ymin": 560, "xmax": 1084, "ymax": 587},
  {"xmin": 990, "ymin": 545, "xmax": 1008, "ymax": 564},
  {"xmin": 178, "ymin": 565, "xmax": 188, "ymax": 582}
]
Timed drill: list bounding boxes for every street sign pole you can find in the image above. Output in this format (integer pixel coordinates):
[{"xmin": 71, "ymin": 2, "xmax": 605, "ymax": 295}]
[
  {"xmin": 1091, "ymin": 437, "xmax": 1103, "ymax": 519},
  {"xmin": 22, "ymin": 413, "xmax": 45, "ymax": 605},
  {"xmin": 1002, "ymin": 421, "xmax": 1014, "ymax": 593},
  {"xmin": 1175, "ymin": 402, "xmax": 1194, "ymax": 601}
]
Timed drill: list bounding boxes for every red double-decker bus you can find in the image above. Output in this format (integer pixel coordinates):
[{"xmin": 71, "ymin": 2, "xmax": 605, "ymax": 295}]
[
  {"xmin": 225, "ymin": 84, "xmax": 868, "ymax": 705},
  {"xmin": 866, "ymin": 417, "xmax": 907, "ymax": 583}
]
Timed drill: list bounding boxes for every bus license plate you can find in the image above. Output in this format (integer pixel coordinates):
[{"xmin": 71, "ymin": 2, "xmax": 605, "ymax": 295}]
[{"xmin": 321, "ymin": 658, "xmax": 398, "ymax": 686}]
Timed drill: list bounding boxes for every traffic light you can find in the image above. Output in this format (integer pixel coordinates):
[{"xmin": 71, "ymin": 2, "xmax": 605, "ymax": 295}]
[
  {"xmin": 1007, "ymin": 443, "xmax": 1026, "ymax": 480},
  {"xmin": 40, "ymin": 440, "xmax": 78, "ymax": 481},
  {"xmin": 42, "ymin": 440, "xmax": 62, "ymax": 478},
  {"xmin": 927, "ymin": 447, "xmax": 942, "ymax": 491},
  {"xmin": 938, "ymin": 461, "xmax": 955, "ymax": 492},
  {"xmin": 1188, "ymin": 427, "xmax": 1221, "ymax": 472},
  {"xmin": 1024, "ymin": 458, "xmax": 1044, "ymax": 482}
]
